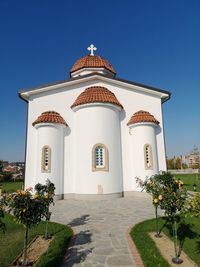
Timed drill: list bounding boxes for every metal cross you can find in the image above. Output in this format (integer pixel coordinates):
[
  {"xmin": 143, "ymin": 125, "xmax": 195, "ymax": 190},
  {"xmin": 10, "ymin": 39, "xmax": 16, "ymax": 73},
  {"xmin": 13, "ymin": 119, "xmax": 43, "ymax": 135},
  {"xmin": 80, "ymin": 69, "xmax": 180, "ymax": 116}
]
[{"xmin": 87, "ymin": 44, "xmax": 97, "ymax": 56}]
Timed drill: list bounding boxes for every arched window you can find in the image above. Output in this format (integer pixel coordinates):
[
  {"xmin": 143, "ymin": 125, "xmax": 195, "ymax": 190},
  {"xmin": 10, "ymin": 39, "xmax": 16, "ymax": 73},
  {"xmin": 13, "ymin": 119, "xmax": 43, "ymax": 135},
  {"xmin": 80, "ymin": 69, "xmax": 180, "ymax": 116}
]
[
  {"xmin": 41, "ymin": 146, "xmax": 51, "ymax": 172},
  {"xmin": 144, "ymin": 144, "xmax": 153, "ymax": 170},
  {"xmin": 92, "ymin": 144, "xmax": 109, "ymax": 171}
]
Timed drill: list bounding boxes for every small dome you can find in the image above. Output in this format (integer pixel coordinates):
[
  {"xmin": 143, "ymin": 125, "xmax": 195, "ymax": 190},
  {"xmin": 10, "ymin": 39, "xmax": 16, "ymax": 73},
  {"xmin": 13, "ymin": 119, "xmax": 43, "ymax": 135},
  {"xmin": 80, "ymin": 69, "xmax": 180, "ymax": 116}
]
[
  {"xmin": 127, "ymin": 110, "xmax": 159, "ymax": 126},
  {"xmin": 71, "ymin": 86, "xmax": 123, "ymax": 109},
  {"xmin": 32, "ymin": 111, "xmax": 68, "ymax": 127},
  {"xmin": 70, "ymin": 55, "xmax": 116, "ymax": 75}
]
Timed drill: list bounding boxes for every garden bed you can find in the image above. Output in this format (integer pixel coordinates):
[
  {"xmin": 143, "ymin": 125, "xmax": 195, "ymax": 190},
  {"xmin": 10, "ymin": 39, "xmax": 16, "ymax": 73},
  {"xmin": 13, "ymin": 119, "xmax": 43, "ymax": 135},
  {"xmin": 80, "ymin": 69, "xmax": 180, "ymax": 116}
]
[
  {"xmin": 11, "ymin": 236, "xmax": 53, "ymax": 266},
  {"xmin": 149, "ymin": 232, "xmax": 197, "ymax": 267},
  {"xmin": 131, "ymin": 217, "xmax": 200, "ymax": 267},
  {"xmin": 0, "ymin": 214, "xmax": 73, "ymax": 267}
]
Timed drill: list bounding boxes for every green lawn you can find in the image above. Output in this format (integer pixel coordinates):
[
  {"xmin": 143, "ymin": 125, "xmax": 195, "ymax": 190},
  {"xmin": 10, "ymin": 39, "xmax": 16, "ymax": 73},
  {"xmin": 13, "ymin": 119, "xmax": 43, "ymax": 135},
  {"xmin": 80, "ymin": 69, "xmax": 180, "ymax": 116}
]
[
  {"xmin": 131, "ymin": 216, "xmax": 200, "ymax": 267},
  {"xmin": 173, "ymin": 173, "xmax": 200, "ymax": 192},
  {"xmin": 0, "ymin": 214, "xmax": 73, "ymax": 267},
  {"xmin": 0, "ymin": 181, "xmax": 24, "ymax": 193}
]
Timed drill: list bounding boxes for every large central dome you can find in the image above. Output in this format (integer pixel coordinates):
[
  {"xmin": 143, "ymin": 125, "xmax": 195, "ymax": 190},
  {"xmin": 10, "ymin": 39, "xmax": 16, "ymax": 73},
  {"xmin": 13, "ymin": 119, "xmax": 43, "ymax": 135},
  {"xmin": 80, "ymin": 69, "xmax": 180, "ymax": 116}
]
[{"xmin": 70, "ymin": 45, "xmax": 116, "ymax": 77}]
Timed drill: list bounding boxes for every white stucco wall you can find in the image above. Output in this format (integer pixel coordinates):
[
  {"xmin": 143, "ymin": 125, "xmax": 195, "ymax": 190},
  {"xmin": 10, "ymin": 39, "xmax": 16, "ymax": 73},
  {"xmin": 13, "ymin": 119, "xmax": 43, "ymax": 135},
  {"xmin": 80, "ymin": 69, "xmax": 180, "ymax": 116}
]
[
  {"xmin": 128, "ymin": 123, "xmax": 159, "ymax": 192},
  {"xmin": 34, "ymin": 123, "xmax": 65, "ymax": 196},
  {"xmin": 23, "ymin": 75, "xmax": 168, "ymax": 196},
  {"xmin": 74, "ymin": 103, "xmax": 123, "ymax": 194}
]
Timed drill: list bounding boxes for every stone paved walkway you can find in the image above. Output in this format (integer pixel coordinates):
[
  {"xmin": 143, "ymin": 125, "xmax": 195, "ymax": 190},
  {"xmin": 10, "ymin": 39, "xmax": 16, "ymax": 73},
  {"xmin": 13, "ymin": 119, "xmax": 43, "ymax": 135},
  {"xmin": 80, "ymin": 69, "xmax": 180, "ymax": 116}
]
[{"xmin": 51, "ymin": 192, "xmax": 155, "ymax": 267}]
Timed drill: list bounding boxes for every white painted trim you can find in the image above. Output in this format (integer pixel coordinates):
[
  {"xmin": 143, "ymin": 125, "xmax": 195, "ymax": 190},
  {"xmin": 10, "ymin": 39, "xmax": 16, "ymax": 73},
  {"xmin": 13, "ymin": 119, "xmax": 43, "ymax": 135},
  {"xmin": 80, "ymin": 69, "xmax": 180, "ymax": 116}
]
[
  {"xmin": 71, "ymin": 67, "xmax": 114, "ymax": 77},
  {"xmin": 128, "ymin": 122, "xmax": 159, "ymax": 129},
  {"xmin": 72, "ymin": 102, "xmax": 122, "ymax": 112},
  {"xmin": 34, "ymin": 122, "xmax": 67, "ymax": 129},
  {"xmin": 20, "ymin": 75, "xmax": 169, "ymax": 102}
]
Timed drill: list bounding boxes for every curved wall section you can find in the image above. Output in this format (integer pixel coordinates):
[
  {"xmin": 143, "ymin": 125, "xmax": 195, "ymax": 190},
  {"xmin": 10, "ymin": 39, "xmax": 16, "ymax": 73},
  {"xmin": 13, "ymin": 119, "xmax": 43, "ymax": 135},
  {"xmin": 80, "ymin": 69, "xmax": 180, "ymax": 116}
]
[
  {"xmin": 129, "ymin": 123, "xmax": 159, "ymax": 190},
  {"xmin": 74, "ymin": 104, "xmax": 123, "ymax": 195},
  {"xmin": 35, "ymin": 123, "xmax": 64, "ymax": 197}
]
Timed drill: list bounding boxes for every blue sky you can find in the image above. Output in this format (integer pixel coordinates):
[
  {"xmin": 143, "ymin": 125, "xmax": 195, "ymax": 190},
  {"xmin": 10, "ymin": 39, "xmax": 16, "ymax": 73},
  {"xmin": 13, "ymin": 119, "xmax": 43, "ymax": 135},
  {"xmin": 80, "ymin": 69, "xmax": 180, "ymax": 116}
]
[{"xmin": 0, "ymin": 0, "xmax": 200, "ymax": 161}]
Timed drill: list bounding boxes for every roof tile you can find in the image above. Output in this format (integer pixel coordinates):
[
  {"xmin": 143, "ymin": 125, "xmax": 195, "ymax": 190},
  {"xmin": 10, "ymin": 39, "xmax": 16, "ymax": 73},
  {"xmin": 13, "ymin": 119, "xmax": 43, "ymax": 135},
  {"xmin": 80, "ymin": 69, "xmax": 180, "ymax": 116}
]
[
  {"xmin": 32, "ymin": 111, "xmax": 68, "ymax": 127},
  {"xmin": 127, "ymin": 110, "xmax": 159, "ymax": 126},
  {"xmin": 71, "ymin": 86, "xmax": 123, "ymax": 109},
  {"xmin": 70, "ymin": 55, "xmax": 116, "ymax": 74}
]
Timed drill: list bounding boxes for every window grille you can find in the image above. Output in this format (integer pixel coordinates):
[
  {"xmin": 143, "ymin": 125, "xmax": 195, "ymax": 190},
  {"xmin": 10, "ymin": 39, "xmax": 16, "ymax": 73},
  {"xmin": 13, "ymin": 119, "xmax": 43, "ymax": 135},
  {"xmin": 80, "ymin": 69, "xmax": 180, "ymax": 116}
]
[
  {"xmin": 41, "ymin": 146, "xmax": 51, "ymax": 172},
  {"xmin": 144, "ymin": 144, "xmax": 153, "ymax": 169}
]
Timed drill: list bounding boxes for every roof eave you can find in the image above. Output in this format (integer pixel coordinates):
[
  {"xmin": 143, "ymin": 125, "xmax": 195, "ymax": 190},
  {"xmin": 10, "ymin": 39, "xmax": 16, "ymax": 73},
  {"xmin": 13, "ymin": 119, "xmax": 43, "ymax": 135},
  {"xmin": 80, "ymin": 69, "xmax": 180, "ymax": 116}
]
[{"xmin": 19, "ymin": 72, "xmax": 171, "ymax": 102}]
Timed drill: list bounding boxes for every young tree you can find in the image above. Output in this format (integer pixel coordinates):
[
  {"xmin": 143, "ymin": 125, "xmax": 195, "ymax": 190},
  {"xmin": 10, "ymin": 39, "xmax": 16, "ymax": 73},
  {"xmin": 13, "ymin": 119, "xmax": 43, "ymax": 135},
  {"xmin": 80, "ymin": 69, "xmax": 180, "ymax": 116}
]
[
  {"xmin": 34, "ymin": 179, "xmax": 55, "ymax": 239},
  {"xmin": 156, "ymin": 173, "xmax": 187, "ymax": 264},
  {"xmin": 136, "ymin": 175, "xmax": 164, "ymax": 237},
  {"xmin": 7, "ymin": 187, "xmax": 45, "ymax": 266},
  {"xmin": 0, "ymin": 198, "xmax": 6, "ymax": 233},
  {"xmin": 137, "ymin": 172, "xmax": 187, "ymax": 264}
]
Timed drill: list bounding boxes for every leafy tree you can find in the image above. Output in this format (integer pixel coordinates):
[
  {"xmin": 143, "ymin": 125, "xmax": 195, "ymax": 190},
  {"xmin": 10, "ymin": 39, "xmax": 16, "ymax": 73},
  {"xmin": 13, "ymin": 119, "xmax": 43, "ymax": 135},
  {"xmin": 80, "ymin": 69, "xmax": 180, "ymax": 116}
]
[
  {"xmin": 184, "ymin": 192, "xmax": 200, "ymax": 217},
  {"xmin": 137, "ymin": 172, "xmax": 187, "ymax": 264},
  {"xmin": 136, "ymin": 175, "xmax": 164, "ymax": 237},
  {"xmin": 7, "ymin": 187, "xmax": 45, "ymax": 266},
  {"xmin": 156, "ymin": 173, "xmax": 187, "ymax": 264},
  {"xmin": 175, "ymin": 158, "xmax": 182, "ymax": 169},
  {"xmin": 0, "ymin": 198, "xmax": 6, "ymax": 233},
  {"xmin": 34, "ymin": 179, "xmax": 55, "ymax": 239},
  {"xmin": 0, "ymin": 160, "xmax": 3, "ymax": 173},
  {"xmin": 166, "ymin": 158, "xmax": 175, "ymax": 169},
  {"xmin": 2, "ymin": 172, "xmax": 12, "ymax": 182}
]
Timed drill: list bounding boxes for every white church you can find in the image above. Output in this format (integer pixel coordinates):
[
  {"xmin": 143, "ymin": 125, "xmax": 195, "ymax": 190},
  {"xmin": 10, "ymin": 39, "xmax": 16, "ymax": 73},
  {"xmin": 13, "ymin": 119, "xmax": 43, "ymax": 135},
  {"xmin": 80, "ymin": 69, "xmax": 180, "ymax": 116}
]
[{"xmin": 19, "ymin": 45, "xmax": 171, "ymax": 199}]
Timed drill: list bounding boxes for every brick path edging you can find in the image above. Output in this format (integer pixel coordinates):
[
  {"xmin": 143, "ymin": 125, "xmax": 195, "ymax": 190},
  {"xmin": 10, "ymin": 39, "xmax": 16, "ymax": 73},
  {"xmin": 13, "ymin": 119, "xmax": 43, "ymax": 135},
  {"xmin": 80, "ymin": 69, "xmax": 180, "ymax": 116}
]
[{"xmin": 126, "ymin": 226, "xmax": 144, "ymax": 267}]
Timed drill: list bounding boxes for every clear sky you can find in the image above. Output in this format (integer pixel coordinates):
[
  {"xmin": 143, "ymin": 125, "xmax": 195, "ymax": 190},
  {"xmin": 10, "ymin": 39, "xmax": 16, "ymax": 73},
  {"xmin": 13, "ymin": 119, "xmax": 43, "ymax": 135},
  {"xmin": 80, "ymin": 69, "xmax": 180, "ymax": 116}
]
[{"xmin": 0, "ymin": 0, "xmax": 200, "ymax": 162}]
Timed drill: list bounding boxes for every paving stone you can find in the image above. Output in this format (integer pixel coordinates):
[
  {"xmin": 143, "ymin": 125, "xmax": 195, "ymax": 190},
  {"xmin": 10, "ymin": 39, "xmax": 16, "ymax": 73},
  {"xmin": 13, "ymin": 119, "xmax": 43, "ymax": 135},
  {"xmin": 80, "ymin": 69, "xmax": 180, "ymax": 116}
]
[
  {"xmin": 93, "ymin": 248, "xmax": 114, "ymax": 255},
  {"xmin": 50, "ymin": 192, "xmax": 156, "ymax": 267},
  {"xmin": 83, "ymin": 263, "xmax": 93, "ymax": 267},
  {"xmin": 91, "ymin": 255, "xmax": 107, "ymax": 264},
  {"xmin": 106, "ymin": 255, "xmax": 134, "ymax": 266}
]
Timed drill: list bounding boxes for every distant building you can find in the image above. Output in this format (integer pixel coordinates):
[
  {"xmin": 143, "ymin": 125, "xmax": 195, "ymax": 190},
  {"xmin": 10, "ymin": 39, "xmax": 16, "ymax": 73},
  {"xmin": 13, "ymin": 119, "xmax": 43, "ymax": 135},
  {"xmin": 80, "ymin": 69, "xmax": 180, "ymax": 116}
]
[
  {"xmin": 3, "ymin": 165, "xmax": 18, "ymax": 173},
  {"xmin": 185, "ymin": 146, "xmax": 200, "ymax": 169}
]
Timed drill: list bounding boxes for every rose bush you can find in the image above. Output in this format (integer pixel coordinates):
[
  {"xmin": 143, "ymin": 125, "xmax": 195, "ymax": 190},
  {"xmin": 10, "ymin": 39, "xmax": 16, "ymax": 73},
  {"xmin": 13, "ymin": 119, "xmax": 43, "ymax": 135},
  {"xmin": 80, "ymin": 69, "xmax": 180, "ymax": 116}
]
[
  {"xmin": 34, "ymin": 179, "xmax": 55, "ymax": 239},
  {"xmin": 7, "ymin": 187, "xmax": 46, "ymax": 266},
  {"xmin": 136, "ymin": 175, "xmax": 164, "ymax": 237},
  {"xmin": 137, "ymin": 172, "xmax": 187, "ymax": 264},
  {"xmin": 184, "ymin": 192, "xmax": 200, "ymax": 217}
]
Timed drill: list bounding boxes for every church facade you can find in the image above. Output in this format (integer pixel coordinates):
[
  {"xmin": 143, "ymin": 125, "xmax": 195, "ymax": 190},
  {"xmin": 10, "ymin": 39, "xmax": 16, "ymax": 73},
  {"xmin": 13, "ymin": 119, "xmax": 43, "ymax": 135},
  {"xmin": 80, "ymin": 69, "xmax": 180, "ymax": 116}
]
[{"xmin": 19, "ymin": 45, "xmax": 171, "ymax": 199}]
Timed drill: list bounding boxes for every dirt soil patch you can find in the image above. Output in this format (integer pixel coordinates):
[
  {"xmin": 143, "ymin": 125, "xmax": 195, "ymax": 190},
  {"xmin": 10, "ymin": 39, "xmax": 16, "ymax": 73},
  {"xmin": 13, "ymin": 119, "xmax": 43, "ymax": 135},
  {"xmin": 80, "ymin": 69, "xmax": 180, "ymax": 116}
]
[
  {"xmin": 149, "ymin": 232, "xmax": 198, "ymax": 267},
  {"xmin": 11, "ymin": 235, "xmax": 53, "ymax": 266}
]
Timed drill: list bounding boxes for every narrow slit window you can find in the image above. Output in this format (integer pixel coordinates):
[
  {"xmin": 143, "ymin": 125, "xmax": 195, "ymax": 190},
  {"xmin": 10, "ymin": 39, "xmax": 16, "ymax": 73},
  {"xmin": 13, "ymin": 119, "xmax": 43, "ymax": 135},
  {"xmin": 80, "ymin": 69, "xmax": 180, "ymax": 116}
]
[
  {"xmin": 41, "ymin": 146, "xmax": 51, "ymax": 172},
  {"xmin": 95, "ymin": 146, "xmax": 105, "ymax": 168},
  {"xmin": 92, "ymin": 144, "xmax": 108, "ymax": 171},
  {"xmin": 144, "ymin": 144, "xmax": 153, "ymax": 169}
]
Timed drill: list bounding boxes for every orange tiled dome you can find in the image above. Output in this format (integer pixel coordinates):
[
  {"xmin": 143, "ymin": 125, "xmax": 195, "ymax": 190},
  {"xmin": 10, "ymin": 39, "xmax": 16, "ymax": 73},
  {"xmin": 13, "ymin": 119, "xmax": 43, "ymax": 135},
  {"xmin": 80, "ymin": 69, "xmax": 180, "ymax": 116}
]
[
  {"xmin": 127, "ymin": 110, "xmax": 159, "ymax": 126},
  {"xmin": 70, "ymin": 55, "xmax": 116, "ymax": 75},
  {"xmin": 71, "ymin": 86, "xmax": 123, "ymax": 109},
  {"xmin": 32, "ymin": 111, "xmax": 68, "ymax": 126}
]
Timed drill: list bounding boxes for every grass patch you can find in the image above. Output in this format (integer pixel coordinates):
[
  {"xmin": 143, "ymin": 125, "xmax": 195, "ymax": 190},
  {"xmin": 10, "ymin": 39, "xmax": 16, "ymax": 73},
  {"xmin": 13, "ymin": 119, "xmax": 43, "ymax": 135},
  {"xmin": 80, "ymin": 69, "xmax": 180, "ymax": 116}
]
[
  {"xmin": 163, "ymin": 216, "xmax": 200, "ymax": 266},
  {"xmin": 0, "ymin": 214, "xmax": 73, "ymax": 267},
  {"xmin": 0, "ymin": 181, "xmax": 24, "ymax": 193},
  {"xmin": 131, "ymin": 218, "xmax": 170, "ymax": 267},
  {"xmin": 131, "ymin": 216, "xmax": 200, "ymax": 267},
  {"xmin": 173, "ymin": 173, "xmax": 200, "ymax": 192}
]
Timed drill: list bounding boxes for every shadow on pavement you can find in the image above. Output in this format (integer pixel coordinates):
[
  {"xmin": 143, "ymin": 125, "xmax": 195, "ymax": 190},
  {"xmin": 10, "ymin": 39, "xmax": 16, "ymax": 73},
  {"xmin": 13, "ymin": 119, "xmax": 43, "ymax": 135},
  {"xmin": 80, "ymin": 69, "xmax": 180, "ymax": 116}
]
[
  {"xmin": 62, "ymin": 230, "xmax": 93, "ymax": 266},
  {"xmin": 62, "ymin": 215, "xmax": 93, "ymax": 266},
  {"xmin": 68, "ymin": 214, "xmax": 90, "ymax": 227}
]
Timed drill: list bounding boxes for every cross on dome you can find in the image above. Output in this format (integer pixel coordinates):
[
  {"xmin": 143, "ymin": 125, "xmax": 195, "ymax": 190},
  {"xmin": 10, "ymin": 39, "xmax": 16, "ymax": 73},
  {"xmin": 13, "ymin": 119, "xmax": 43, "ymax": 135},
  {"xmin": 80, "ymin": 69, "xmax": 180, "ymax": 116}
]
[{"xmin": 87, "ymin": 44, "xmax": 97, "ymax": 56}]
